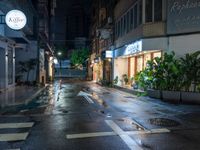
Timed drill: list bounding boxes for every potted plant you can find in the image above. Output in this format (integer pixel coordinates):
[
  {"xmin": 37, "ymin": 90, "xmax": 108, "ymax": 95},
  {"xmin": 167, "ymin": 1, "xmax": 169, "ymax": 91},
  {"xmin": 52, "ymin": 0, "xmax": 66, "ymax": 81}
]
[
  {"xmin": 113, "ymin": 76, "xmax": 119, "ymax": 85},
  {"xmin": 18, "ymin": 58, "xmax": 37, "ymax": 85},
  {"xmin": 135, "ymin": 58, "xmax": 163, "ymax": 99},
  {"xmin": 147, "ymin": 57, "xmax": 165, "ymax": 99},
  {"xmin": 122, "ymin": 74, "xmax": 129, "ymax": 85},
  {"xmin": 180, "ymin": 51, "xmax": 200, "ymax": 104},
  {"xmin": 161, "ymin": 52, "xmax": 183, "ymax": 103}
]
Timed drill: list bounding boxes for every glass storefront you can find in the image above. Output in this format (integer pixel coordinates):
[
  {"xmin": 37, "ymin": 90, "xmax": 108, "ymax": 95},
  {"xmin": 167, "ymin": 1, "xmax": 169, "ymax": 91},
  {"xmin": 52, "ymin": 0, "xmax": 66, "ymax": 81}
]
[{"xmin": 128, "ymin": 51, "xmax": 161, "ymax": 79}]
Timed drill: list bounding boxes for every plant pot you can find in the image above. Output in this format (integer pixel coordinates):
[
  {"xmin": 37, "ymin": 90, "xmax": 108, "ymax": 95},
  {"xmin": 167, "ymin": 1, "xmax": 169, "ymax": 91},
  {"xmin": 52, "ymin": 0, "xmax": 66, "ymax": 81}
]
[
  {"xmin": 147, "ymin": 89, "xmax": 162, "ymax": 99},
  {"xmin": 181, "ymin": 92, "xmax": 200, "ymax": 104},
  {"xmin": 162, "ymin": 90, "xmax": 181, "ymax": 103}
]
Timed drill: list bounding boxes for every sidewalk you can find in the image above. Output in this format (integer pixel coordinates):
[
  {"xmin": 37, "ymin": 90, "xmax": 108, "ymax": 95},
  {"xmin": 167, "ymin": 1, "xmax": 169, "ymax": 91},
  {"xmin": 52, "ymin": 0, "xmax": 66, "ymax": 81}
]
[{"xmin": 0, "ymin": 85, "xmax": 46, "ymax": 108}]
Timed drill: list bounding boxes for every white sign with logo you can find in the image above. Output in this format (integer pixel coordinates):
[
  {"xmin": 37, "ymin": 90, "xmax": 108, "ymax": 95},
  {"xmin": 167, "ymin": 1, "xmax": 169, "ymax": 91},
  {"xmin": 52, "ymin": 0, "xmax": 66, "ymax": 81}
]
[
  {"xmin": 124, "ymin": 40, "xmax": 142, "ymax": 56},
  {"xmin": 105, "ymin": 51, "xmax": 113, "ymax": 58},
  {"xmin": 5, "ymin": 10, "xmax": 27, "ymax": 30}
]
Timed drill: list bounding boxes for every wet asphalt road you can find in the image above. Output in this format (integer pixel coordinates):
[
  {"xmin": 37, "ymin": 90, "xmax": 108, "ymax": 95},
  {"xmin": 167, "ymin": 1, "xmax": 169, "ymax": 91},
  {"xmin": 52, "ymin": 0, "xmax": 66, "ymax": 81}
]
[{"xmin": 1, "ymin": 80, "xmax": 200, "ymax": 150}]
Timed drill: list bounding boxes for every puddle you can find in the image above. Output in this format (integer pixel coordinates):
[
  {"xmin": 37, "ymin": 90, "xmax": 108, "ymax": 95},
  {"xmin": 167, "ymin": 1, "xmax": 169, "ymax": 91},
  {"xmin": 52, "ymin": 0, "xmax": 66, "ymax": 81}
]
[
  {"xmin": 92, "ymin": 92, "xmax": 108, "ymax": 108},
  {"xmin": 117, "ymin": 118, "xmax": 145, "ymax": 131}
]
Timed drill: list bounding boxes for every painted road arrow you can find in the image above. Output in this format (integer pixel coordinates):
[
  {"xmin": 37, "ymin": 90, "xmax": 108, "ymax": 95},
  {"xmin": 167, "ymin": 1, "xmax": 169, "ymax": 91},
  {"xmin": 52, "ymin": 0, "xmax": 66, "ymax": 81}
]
[{"xmin": 77, "ymin": 91, "xmax": 94, "ymax": 104}]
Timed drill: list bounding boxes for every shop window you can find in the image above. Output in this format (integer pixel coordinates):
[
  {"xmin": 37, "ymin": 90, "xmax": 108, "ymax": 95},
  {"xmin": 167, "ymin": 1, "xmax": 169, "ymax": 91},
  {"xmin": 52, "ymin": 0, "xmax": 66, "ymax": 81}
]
[
  {"xmin": 144, "ymin": 53, "xmax": 151, "ymax": 68},
  {"xmin": 136, "ymin": 55, "xmax": 143, "ymax": 72},
  {"xmin": 130, "ymin": 57, "xmax": 135, "ymax": 77},
  {"xmin": 153, "ymin": 52, "xmax": 161, "ymax": 58}
]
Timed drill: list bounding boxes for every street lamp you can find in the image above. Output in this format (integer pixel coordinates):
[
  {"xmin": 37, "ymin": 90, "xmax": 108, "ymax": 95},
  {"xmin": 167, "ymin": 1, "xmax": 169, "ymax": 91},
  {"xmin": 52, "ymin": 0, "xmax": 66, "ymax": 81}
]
[{"xmin": 57, "ymin": 52, "xmax": 62, "ymax": 56}]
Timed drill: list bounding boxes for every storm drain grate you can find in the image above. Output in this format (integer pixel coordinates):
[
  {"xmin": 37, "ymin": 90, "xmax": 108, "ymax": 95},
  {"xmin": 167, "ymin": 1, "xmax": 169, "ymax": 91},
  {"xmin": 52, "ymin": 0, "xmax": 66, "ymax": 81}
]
[{"xmin": 149, "ymin": 118, "xmax": 180, "ymax": 127}]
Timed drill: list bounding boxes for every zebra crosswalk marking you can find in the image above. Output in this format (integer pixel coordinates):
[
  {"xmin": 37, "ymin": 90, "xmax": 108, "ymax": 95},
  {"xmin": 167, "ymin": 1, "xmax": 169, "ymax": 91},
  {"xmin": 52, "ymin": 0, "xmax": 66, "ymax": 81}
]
[
  {"xmin": 0, "ymin": 122, "xmax": 34, "ymax": 129},
  {"xmin": 0, "ymin": 122, "xmax": 34, "ymax": 142},
  {"xmin": 0, "ymin": 133, "xmax": 28, "ymax": 141}
]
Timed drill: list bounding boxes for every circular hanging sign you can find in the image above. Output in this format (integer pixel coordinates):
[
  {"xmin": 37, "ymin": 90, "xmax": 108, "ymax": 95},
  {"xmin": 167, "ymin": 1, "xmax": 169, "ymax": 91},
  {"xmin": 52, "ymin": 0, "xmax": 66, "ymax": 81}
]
[{"xmin": 5, "ymin": 10, "xmax": 27, "ymax": 30}]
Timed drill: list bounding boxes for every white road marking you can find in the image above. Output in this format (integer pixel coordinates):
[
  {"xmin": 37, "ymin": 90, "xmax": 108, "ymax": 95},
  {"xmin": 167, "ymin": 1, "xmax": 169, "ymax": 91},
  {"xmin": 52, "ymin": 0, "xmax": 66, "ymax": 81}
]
[
  {"xmin": 67, "ymin": 132, "xmax": 116, "ymax": 139},
  {"xmin": 66, "ymin": 120, "xmax": 170, "ymax": 150},
  {"xmin": 150, "ymin": 128, "xmax": 170, "ymax": 134},
  {"xmin": 0, "ymin": 122, "xmax": 34, "ymax": 129},
  {"xmin": 83, "ymin": 95, "xmax": 94, "ymax": 104},
  {"xmin": 66, "ymin": 129, "xmax": 170, "ymax": 140},
  {"xmin": 0, "ymin": 133, "xmax": 29, "ymax": 141},
  {"xmin": 78, "ymin": 91, "xmax": 94, "ymax": 103},
  {"xmin": 105, "ymin": 120, "xmax": 143, "ymax": 150}
]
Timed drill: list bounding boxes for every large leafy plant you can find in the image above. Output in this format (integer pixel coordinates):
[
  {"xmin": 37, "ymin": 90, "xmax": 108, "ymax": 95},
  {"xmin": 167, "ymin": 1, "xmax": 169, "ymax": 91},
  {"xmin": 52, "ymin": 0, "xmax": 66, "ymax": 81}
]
[
  {"xmin": 18, "ymin": 58, "xmax": 37, "ymax": 82},
  {"xmin": 70, "ymin": 48, "xmax": 89, "ymax": 69},
  {"xmin": 180, "ymin": 51, "xmax": 200, "ymax": 92},
  {"xmin": 161, "ymin": 52, "xmax": 183, "ymax": 91}
]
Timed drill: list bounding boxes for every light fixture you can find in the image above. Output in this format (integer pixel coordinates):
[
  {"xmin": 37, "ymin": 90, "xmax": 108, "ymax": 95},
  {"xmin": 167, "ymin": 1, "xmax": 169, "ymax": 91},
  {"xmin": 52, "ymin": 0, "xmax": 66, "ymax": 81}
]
[
  {"xmin": 53, "ymin": 58, "xmax": 58, "ymax": 64},
  {"xmin": 57, "ymin": 52, "xmax": 62, "ymax": 56}
]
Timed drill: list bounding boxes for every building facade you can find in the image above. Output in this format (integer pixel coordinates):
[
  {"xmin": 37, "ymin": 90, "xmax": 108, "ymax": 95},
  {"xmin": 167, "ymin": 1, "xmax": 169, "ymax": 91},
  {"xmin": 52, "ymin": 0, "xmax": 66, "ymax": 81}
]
[
  {"xmin": 0, "ymin": 0, "xmax": 56, "ymax": 91},
  {"xmin": 113, "ymin": 0, "xmax": 165, "ymax": 86},
  {"xmin": 111, "ymin": 0, "xmax": 200, "ymax": 87},
  {"xmin": 89, "ymin": 0, "xmax": 118, "ymax": 83},
  {"xmin": 0, "ymin": 0, "xmax": 38, "ymax": 90}
]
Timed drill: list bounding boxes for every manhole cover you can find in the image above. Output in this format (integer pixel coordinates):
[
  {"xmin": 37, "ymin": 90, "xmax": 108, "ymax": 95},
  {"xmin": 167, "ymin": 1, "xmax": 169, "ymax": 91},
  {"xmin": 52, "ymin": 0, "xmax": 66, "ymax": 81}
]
[
  {"xmin": 103, "ymin": 92, "xmax": 110, "ymax": 94},
  {"xmin": 124, "ymin": 96, "xmax": 135, "ymax": 99},
  {"xmin": 149, "ymin": 118, "xmax": 180, "ymax": 127}
]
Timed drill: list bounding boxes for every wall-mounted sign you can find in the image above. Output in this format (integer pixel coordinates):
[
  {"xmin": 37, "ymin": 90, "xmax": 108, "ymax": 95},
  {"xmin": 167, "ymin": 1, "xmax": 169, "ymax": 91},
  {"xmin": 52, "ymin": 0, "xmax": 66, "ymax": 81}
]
[
  {"xmin": 124, "ymin": 40, "xmax": 142, "ymax": 56},
  {"xmin": 5, "ymin": 10, "xmax": 27, "ymax": 30},
  {"xmin": 102, "ymin": 50, "xmax": 113, "ymax": 59},
  {"xmin": 167, "ymin": 0, "xmax": 200, "ymax": 34}
]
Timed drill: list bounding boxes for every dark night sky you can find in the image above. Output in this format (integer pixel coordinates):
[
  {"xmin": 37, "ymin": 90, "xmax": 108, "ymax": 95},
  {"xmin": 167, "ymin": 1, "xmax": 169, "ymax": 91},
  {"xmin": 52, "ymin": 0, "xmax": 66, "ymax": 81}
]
[{"xmin": 53, "ymin": 0, "xmax": 92, "ymax": 46}]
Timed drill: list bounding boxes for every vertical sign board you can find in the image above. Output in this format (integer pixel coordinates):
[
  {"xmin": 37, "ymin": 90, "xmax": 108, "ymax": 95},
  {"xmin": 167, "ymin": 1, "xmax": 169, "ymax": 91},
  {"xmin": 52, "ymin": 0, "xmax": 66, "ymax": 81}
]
[{"xmin": 167, "ymin": 0, "xmax": 200, "ymax": 34}]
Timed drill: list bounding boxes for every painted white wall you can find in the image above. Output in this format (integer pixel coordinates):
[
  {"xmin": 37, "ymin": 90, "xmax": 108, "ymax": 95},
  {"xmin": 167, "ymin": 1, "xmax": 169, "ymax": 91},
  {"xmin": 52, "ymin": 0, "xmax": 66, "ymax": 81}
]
[
  {"xmin": 169, "ymin": 34, "xmax": 200, "ymax": 57},
  {"xmin": 142, "ymin": 37, "xmax": 168, "ymax": 52},
  {"xmin": 113, "ymin": 58, "xmax": 128, "ymax": 86}
]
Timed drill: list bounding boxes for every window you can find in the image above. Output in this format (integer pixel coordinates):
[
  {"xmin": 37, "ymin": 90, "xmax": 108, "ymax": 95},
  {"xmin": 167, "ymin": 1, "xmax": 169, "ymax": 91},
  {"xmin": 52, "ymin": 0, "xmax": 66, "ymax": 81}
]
[
  {"xmin": 145, "ymin": 0, "xmax": 153, "ymax": 22},
  {"xmin": 0, "ymin": 15, "xmax": 5, "ymax": 24},
  {"xmin": 154, "ymin": 0, "xmax": 162, "ymax": 21},
  {"xmin": 120, "ymin": 18, "xmax": 123, "ymax": 36},
  {"xmin": 134, "ymin": 4, "xmax": 138, "ymax": 28},
  {"xmin": 115, "ymin": 22, "xmax": 118, "ymax": 38},
  {"xmin": 138, "ymin": 0, "xmax": 142, "ymax": 25},
  {"xmin": 123, "ymin": 16, "xmax": 126, "ymax": 35},
  {"xmin": 118, "ymin": 21, "xmax": 120, "ymax": 37},
  {"xmin": 130, "ymin": 8, "xmax": 133, "ymax": 30},
  {"xmin": 127, "ymin": 11, "xmax": 130, "ymax": 32},
  {"xmin": 145, "ymin": 0, "xmax": 163, "ymax": 23}
]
